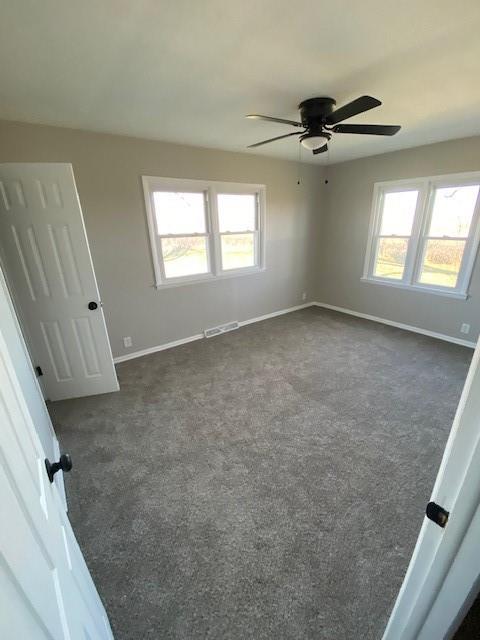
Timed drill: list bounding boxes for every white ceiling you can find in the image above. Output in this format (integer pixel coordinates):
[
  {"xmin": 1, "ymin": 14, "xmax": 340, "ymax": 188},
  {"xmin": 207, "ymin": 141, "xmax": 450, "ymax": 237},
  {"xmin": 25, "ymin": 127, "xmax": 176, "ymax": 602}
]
[{"xmin": 1, "ymin": 1, "xmax": 480, "ymax": 164}]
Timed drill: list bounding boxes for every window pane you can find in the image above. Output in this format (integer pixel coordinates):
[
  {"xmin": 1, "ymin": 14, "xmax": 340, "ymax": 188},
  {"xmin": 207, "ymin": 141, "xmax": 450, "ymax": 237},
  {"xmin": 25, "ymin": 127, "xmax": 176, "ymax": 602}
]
[
  {"xmin": 221, "ymin": 233, "xmax": 255, "ymax": 270},
  {"xmin": 161, "ymin": 236, "xmax": 209, "ymax": 278},
  {"xmin": 218, "ymin": 194, "xmax": 256, "ymax": 232},
  {"xmin": 374, "ymin": 238, "xmax": 408, "ymax": 280},
  {"xmin": 154, "ymin": 192, "xmax": 206, "ymax": 235},
  {"xmin": 380, "ymin": 190, "xmax": 418, "ymax": 235},
  {"xmin": 428, "ymin": 185, "xmax": 479, "ymax": 237},
  {"xmin": 418, "ymin": 239, "xmax": 465, "ymax": 288}
]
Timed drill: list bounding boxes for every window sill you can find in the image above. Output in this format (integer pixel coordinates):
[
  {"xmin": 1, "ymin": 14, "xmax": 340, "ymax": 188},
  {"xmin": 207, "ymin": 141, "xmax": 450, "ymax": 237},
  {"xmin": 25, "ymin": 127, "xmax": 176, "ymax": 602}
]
[
  {"xmin": 360, "ymin": 277, "xmax": 469, "ymax": 300},
  {"xmin": 154, "ymin": 266, "xmax": 265, "ymax": 290}
]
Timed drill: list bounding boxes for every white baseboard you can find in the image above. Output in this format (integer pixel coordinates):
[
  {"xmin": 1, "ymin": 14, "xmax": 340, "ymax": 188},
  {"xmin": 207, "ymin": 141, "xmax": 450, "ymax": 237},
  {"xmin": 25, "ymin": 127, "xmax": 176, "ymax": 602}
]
[
  {"xmin": 312, "ymin": 302, "xmax": 477, "ymax": 349},
  {"xmin": 238, "ymin": 302, "xmax": 313, "ymax": 327},
  {"xmin": 114, "ymin": 333, "xmax": 204, "ymax": 364},
  {"xmin": 114, "ymin": 300, "xmax": 476, "ymax": 365},
  {"xmin": 114, "ymin": 302, "xmax": 314, "ymax": 364}
]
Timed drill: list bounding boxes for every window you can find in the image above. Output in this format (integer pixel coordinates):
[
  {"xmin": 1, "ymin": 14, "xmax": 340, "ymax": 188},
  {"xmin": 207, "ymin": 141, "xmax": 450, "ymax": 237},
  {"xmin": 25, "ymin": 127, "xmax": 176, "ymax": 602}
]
[
  {"xmin": 217, "ymin": 194, "xmax": 257, "ymax": 271},
  {"xmin": 143, "ymin": 177, "xmax": 265, "ymax": 288},
  {"xmin": 153, "ymin": 191, "xmax": 210, "ymax": 279},
  {"xmin": 363, "ymin": 173, "xmax": 480, "ymax": 299}
]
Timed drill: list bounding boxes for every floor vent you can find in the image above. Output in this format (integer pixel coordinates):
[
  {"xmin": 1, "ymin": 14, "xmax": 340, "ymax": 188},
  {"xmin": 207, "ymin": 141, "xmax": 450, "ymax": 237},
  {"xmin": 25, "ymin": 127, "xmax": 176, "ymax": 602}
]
[{"xmin": 204, "ymin": 321, "xmax": 239, "ymax": 338}]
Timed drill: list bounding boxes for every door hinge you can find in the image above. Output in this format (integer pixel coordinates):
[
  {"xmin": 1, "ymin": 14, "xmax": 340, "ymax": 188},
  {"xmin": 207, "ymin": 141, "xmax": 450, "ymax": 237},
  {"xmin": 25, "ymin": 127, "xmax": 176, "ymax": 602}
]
[
  {"xmin": 35, "ymin": 365, "xmax": 43, "ymax": 377},
  {"xmin": 426, "ymin": 501, "xmax": 449, "ymax": 528}
]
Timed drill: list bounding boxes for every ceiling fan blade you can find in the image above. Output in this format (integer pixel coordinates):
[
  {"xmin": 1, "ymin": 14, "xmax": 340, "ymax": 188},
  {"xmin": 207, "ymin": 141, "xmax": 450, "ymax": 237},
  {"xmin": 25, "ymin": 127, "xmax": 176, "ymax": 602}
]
[
  {"xmin": 246, "ymin": 114, "xmax": 303, "ymax": 128},
  {"xmin": 333, "ymin": 124, "xmax": 401, "ymax": 136},
  {"xmin": 313, "ymin": 144, "xmax": 328, "ymax": 155},
  {"xmin": 326, "ymin": 96, "xmax": 381, "ymax": 125},
  {"xmin": 247, "ymin": 132, "xmax": 302, "ymax": 148}
]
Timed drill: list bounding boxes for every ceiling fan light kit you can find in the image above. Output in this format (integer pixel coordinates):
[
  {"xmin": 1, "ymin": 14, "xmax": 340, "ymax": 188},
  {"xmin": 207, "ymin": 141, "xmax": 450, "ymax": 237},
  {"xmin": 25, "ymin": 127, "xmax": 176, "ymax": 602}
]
[
  {"xmin": 300, "ymin": 132, "xmax": 330, "ymax": 151},
  {"xmin": 246, "ymin": 95, "xmax": 401, "ymax": 155}
]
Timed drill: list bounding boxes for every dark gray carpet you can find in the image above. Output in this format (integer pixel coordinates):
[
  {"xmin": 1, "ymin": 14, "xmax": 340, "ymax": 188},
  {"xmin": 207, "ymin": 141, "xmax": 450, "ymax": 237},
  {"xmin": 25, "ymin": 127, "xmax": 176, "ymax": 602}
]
[
  {"xmin": 50, "ymin": 307, "xmax": 472, "ymax": 640},
  {"xmin": 454, "ymin": 593, "xmax": 480, "ymax": 639}
]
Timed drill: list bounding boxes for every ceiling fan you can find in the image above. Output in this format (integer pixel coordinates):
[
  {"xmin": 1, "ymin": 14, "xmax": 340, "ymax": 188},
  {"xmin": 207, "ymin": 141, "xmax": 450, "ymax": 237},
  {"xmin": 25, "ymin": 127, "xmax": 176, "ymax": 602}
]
[{"xmin": 246, "ymin": 96, "xmax": 401, "ymax": 154}]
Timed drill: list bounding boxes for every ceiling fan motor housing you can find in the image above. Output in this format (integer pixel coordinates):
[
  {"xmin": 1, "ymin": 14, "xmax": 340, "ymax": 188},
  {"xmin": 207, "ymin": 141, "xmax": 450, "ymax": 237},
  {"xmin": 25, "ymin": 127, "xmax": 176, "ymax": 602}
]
[{"xmin": 299, "ymin": 97, "xmax": 336, "ymax": 127}]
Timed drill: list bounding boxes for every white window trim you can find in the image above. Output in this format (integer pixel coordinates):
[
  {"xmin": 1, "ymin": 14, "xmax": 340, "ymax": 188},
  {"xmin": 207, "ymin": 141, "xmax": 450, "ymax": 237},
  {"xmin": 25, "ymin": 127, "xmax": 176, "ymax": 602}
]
[
  {"xmin": 362, "ymin": 171, "xmax": 480, "ymax": 300},
  {"xmin": 142, "ymin": 176, "xmax": 266, "ymax": 289}
]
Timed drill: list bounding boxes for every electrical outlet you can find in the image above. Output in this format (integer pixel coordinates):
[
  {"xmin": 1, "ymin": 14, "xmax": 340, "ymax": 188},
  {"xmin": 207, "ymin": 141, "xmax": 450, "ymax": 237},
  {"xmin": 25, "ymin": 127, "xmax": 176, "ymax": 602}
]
[
  {"xmin": 302, "ymin": 291, "xmax": 307, "ymax": 301},
  {"xmin": 460, "ymin": 323, "xmax": 470, "ymax": 335},
  {"xmin": 123, "ymin": 336, "xmax": 133, "ymax": 348}
]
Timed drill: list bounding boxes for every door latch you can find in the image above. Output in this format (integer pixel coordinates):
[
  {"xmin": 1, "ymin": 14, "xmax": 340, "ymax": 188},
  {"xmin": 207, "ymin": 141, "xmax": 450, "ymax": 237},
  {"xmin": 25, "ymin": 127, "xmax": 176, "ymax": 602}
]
[{"xmin": 426, "ymin": 501, "xmax": 449, "ymax": 528}]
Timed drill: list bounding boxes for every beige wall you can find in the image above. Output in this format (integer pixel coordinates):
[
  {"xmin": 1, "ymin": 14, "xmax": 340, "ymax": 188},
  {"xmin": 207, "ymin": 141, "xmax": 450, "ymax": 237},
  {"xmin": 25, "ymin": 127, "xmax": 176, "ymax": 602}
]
[
  {"xmin": 2, "ymin": 119, "xmax": 478, "ymax": 358},
  {"xmin": 0, "ymin": 120, "xmax": 324, "ymax": 358},
  {"xmin": 316, "ymin": 136, "xmax": 480, "ymax": 342}
]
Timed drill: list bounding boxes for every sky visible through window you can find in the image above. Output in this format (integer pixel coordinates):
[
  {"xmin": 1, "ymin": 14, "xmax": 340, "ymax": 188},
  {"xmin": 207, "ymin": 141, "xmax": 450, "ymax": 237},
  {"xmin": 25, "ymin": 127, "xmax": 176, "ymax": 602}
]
[
  {"xmin": 154, "ymin": 191, "xmax": 208, "ymax": 278},
  {"xmin": 153, "ymin": 191, "xmax": 257, "ymax": 278},
  {"xmin": 375, "ymin": 190, "xmax": 418, "ymax": 280},
  {"xmin": 420, "ymin": 186, "xmax": 479, "ymax": 287},
  {"xmin": 218, "ymin": 194, "xmax": 256, "ymax": 232},
  {"xmin": 374, "ymin": 185, "xmax": 479, "ymax": 287},
  {"xmin": 218, "ymin": 194, "xmax": 256, "ymax": 270},
  {"xmin": 428, "ymin": 186, "xmax": 478, "ymax": 237},
  {"xmin": 154, "ymin": 191, "xmax": 206, "ymax": 235}
]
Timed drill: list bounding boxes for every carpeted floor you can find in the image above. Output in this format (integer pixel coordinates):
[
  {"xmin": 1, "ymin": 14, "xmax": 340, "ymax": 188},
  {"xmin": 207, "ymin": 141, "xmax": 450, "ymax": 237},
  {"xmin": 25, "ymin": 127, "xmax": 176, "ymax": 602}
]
[
  {"xmin": 454, "ymin": 593, "xmax": 480, "ymax": 639},
  {"xmin": 50, "ymin": 307, "xmax": 472, "ymax": 640}
]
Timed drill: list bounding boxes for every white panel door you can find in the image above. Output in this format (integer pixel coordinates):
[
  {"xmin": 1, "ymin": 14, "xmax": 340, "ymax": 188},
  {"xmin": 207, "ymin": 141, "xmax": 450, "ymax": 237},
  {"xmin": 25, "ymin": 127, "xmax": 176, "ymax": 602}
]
[
  {"xmin": 0, "ymin": 163, "xmax": 118, "ymax": 400},
  {"xmin": 0, "ymin": 292, "xmax": 114, "ymax": 639},
  {"xmin": 0, "ymin": 261, "xmax": 68, "ymax": 507},
  {"xmin": 382, "ymin": 342, "xmax": 480, "ymax": 639}
]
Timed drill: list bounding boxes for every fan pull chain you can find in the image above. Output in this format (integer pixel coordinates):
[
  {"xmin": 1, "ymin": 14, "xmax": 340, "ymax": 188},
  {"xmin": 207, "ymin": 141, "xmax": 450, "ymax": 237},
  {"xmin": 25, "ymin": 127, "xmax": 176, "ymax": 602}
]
[
  {"xmin": 297, "ymin": 140, "xmax": 302, "ymax": 185},
  {"xmin": 325, "ymin": 142, "xmax": 330, "ymax": 184}
]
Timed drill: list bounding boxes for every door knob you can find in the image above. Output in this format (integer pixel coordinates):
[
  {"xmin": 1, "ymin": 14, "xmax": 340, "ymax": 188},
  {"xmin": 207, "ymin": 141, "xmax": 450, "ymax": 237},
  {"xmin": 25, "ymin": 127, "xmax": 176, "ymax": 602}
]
[
  {"xmin": 88, "ymin": 301, "xmax": 98, "ymax": 310},
  {"xmin": 45, "ymin": 454, "xmax": 73, "ymax": 483}
]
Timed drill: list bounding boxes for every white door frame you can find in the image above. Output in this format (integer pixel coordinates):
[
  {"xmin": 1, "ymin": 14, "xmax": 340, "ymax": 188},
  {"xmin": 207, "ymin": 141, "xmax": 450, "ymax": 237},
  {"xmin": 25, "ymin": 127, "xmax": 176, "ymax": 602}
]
[{"xmin": 383, "ymin": 342, "xmax": 480, "ymax": 639}]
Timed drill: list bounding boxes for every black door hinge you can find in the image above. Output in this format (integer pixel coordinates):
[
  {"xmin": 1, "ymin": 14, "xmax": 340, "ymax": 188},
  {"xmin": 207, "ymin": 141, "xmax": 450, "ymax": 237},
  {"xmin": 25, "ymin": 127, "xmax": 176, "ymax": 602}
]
[
  {"xmin": 426, "ymin": 502, "xmax": 449, "ymax": 528},
  {"xmin": 35, "ymin": 366, "xmax": 43, "ymax": 377}
]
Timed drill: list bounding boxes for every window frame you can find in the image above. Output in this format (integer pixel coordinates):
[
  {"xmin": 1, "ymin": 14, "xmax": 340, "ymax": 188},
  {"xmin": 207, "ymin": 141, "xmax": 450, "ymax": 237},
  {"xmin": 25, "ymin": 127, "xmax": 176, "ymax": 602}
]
[
  {"xmin": 142, "ymin": 176, "xmax": 266, "ymax": 289},
  {"xmin": 362, "ymin": 172, "xmax": 480, "ymax": 300}
]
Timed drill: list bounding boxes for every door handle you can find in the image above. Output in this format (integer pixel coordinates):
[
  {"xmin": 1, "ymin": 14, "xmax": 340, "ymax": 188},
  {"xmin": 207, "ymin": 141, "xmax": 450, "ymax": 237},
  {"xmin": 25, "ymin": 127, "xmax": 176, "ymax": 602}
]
[
  {"xmin": 45, "ymin": 454, "xmax": 73, "ymax": 483},
  {"xmin": 88, "ymin": 301, "xmax": 98, "ymax": 310}
]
